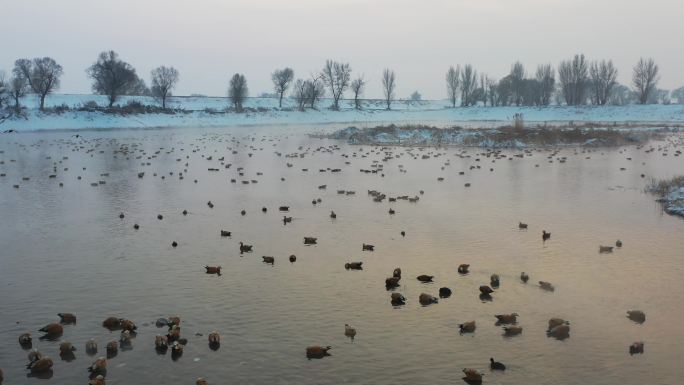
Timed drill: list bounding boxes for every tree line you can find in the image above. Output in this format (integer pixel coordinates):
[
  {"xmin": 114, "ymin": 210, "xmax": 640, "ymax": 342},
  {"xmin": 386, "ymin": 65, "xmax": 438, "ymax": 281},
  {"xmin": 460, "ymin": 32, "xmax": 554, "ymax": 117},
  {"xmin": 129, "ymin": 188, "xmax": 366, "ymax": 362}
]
[{"xmin": 1, "ymin": 51, "xmax": 682, "ymax": 113}]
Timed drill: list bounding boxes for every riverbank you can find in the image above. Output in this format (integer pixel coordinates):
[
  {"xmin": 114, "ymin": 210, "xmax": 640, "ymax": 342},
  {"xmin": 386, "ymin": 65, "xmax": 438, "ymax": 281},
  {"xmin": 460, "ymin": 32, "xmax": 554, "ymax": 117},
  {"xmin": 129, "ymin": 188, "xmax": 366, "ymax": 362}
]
[{"xmin": 648, "ymin": 176, "xmax": 684, "ymax": 217}]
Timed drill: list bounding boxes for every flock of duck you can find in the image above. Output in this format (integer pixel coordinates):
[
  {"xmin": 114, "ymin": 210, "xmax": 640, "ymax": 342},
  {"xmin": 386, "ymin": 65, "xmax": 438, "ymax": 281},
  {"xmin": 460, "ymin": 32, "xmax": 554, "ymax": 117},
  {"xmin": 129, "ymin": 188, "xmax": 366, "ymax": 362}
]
[{"xmin": 0, "ymin": 130, "xmax": 678, "ymax": 385}]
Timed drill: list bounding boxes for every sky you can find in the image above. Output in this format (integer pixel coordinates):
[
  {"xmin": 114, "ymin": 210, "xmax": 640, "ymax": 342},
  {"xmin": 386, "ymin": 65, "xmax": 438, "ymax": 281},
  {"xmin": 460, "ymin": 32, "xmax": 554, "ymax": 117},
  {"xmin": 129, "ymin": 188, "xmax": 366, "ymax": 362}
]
[{"xmin": 1, "ymin": 0, "xmax": 682, "ymax": 99}]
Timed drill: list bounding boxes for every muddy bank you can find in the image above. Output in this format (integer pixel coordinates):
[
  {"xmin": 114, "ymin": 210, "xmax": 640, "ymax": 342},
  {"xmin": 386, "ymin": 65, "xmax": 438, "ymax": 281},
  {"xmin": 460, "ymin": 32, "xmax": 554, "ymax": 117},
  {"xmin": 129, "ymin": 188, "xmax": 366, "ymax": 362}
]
[{"xmin": 323, "ymin": 123, "xmax": 681, "ymax": 148}]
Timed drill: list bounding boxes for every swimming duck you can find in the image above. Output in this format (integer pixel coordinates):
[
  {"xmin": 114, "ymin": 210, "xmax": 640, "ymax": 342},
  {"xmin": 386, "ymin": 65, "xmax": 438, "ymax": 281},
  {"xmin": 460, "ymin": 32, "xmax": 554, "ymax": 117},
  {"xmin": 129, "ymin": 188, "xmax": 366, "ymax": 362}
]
[
  {"xmin": 106, "ymin": 341, "xmax": 118, "ymax": 356},
  {"xmin": 439, "ymin": 287, "xmax": 452, "ymax": 298},
  {"xmin": 289, "ymin": 255, "xmax": 296, "ymax": 263},
  {"xmin": 539, "ymin": 281, "xmax": 555, "ymax": 292},
  {"xmin": 629, "ymin": 342, "xmax": 644, "ymax": 355},
  {"xmin": 345, "ymin": 262, "xmax": 363, "ymax": 270},
  {"xmin": 385, "ymin": 277, "xmax": 400, "ymax": 289},
  {"xmin": 119, "ymin": 330, "xmax": 132, "ymax": 347},
  {"xmin": 495, "ymin": 313, "xmax": 518, "ymax": 324},
  {"xmin": 196, "ymin": 378, "xmax": 209, "ymax": 385},
  {"xmin": 616, "ymin": 239, "xmax": 623, "ymax": 247},
  {"xmin": 490, "ymin": 274, "xmax": 500, "ymax": 287},
  {"xmin": 39, "ymin": 323, "xmax": 63, "ymax": 337},
  {"xmin": 59, "ymin": 341, "xmax": 76, "ymax": 355},
  {"xmin": 330, "ymin": 211, "xmax": 337, "ymax": 219},
  {"xmin": 171, "ymin": 341, "xmax": 183, "ymax": 357},
  {"xmin": 58, "ymin": 313, "xmax": 77, "ymax": 324},
  {"xmin": 120, "ymin": 319, "xmax": 137, "ymax": 332},
  {"xmin": 26, "ymin": 356, "xmax": 53, "ymax": 373},
  {"xmin": 599, "ymin": 245, "xmax": 614, "ymax": 253},
  {"xmin": 262, "ymin": 256, "xmax": 275, "ymax": 264},
  {"xmin": 306, "ymin": 346, "xmax": 331, "ymax": 359},
  {"xmin": 155, "ymin": 335, "xmax": 169, "ymax": 351},
  {"xmin": 627, "ymin": 310, "xmax": 646, "ymax": 323},
  {"xmin": 239, "ymin": 242, "xmax": 253, "ymax": 253},
  {"xmin": 542, "ymin": 230, "xmax": 551, "ymax": 241},
  {"xmin": 490, "ymin": 358, "xmax": 506, "ymax": 370},
  {"xmin": 520, "ymin": 272, "xmax": 529, "ymax": 283},
  {"xmin": 208, "ymin": 331, "xmax": 220, "ymax": 348},
  {"xmin": 390, "ymin": 292, "xmax": 406, "ymax": 305},
  {"xmin": 503, "ymin": 325, "xmax": 523, "ymax": 336},
  {"xmin": 304, "ymin": 237, "xmax": 317, "ymax": 245},
  {"xmin": 220, "ymin": 230, "xmax": 231, "ymax": 237},
  {"xmin": 88, "ymin": 357, "xmax": 107, "ymax": 375},
  {"xmin": 462, "ymin": 368, "xmax": 483, "ymax": 383},
  {"xmin": 19, "ymin": 332, "xmax": 32, "ymax": 347},
  {"xmin": 205, "ymin": 266, "xmax": 222, "ymax": 275},
  {"xmin": 458, "ymin": 264, "xmax": 470, "ymax": 274},
  {"xmin": 417, "ymin": 275, "xmax": 434, "ymax": 282},
  {"xmin": 479, "ymin": 285, "xmax": 494, "ymax": 295},
  {"xmin": 518, "ymin": 222, "xmax": 528, "ymax": 229},
  {"xmin": 85, "ymin": 339, "xmax": 98, "ymax": 355},
  {"xmin": 362, "ymin": 243, "xmax": 374, "ymax": 251},
  {"xmin": 393, "ymin": 268, "xmax": 402, "ymax": 278},
  {"xmin": 88, "ymin": 375, "xmax": 106, "ymax": 385},
  {"xmin": 547, "ymin": 323, "xmax": 570, "ymax": 339},
  {"xmin": 419, "ymin": 293, "xmax": 438, "ymax": 305},
  {"xmin": 344, "ymin": 324, "xmax": 356, "ymax": 339},
  {"xmin": 459, "ymin": 321, "xmax": 476, "ymax": 333}
]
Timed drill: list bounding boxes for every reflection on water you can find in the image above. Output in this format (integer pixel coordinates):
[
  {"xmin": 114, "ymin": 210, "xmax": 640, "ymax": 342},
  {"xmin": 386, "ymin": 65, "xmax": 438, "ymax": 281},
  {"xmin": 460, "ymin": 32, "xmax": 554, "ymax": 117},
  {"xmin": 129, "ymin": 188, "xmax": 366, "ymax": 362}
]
[{"xmin": 0, "ymin": 126, "xmax": 683, "ymax": 385}]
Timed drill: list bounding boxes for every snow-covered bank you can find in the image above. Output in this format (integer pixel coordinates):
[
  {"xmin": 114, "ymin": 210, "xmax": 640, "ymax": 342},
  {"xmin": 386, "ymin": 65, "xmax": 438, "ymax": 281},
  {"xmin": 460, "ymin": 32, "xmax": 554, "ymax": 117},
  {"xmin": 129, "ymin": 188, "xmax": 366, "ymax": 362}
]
[
  {"xmin": 648, "ymin": 176, "xmax": 684, "ymax": 218},
  {"xmin": 2, "ymin": 94, "xmax": 684, "ymax": 132}
]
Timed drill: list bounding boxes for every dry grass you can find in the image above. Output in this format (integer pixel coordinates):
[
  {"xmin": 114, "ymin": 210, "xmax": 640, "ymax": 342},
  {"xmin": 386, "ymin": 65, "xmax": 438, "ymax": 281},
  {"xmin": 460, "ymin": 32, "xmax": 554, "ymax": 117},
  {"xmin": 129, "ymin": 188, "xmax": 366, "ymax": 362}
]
[{"xmin": 646, "ymin": 176, "xmax": 684, "ymax": 196}]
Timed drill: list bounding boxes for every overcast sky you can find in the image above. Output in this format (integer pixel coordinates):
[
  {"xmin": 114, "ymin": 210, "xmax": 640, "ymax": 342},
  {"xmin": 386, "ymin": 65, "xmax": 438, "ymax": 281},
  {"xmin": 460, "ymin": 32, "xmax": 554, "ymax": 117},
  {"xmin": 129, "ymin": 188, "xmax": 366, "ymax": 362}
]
[{"xmin": 2, "ymin": 0, "xmax": 682, "ymax": 99}]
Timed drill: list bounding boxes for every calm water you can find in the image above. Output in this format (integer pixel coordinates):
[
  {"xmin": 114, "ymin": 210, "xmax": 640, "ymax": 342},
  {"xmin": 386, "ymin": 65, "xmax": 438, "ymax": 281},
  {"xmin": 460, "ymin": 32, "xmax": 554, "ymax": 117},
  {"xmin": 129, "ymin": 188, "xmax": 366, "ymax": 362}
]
[{"xmin": 1, "ymin": 126, "xmax": 683, "ymax": 385}]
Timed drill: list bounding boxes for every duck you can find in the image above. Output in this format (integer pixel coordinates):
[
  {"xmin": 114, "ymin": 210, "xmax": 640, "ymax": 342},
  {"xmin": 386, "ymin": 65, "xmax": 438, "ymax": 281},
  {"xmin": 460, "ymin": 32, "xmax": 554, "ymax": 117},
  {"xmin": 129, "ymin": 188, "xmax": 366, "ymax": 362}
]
[
  {"xmin": 400, "ymin": 231, "xmax": 405, "ymax": 237},
  {"xmin": 119, "ymin": 330, "xmax": 132, "ymax": 347},
  {"xmin": 362, "ymin": 243, "xmax": 374, "ymax": 251},
  {"xmin": 26, "ymin": 356, "xmax": 53, "ymax": 373},
  {"xmin": 490, "ymin": 357, "xmax": 506, "ymax": 370},
  {"xmin": 171, "ymin": 241, "xmax": 178, "ymax": 248},
  {"xmin": 171, "ymin": 341, "xmax": 184, "ymax": 356},
  {"xmin": 479, "ymin": 285, "xmax": 494, "ymax": 295},
  {"xmin": 133, "ymin": 223, "xmax": 140, "ymax": 230},
  {"xmin": 629, "ymin": 342, "xmax": 644, "ymax": 355},
  {"xmin": 503, "ymin": 325, "xmax": 523, "ymax": 336},
  {"xmin": 542, "ymin": 230, "xmax": 551, "ymax": 241},
  {"xmin": 330, "ymin": 211, "xmax": 336, "ymax": 219},
  {"xmin": 459, "ymin": 321, "xmax": 476, "ymax": 333},
  {"xmin": 39, "ymin": 323, "xmax": 63, "ymax": 337},
  {"xmin": 304, "ymin": 237, "xmax": 317, "ymax": 245},
  {"xmin": 490, "ymin": 274, "xmax": 500, "ymax": 287},
  {"xmin": 85, "ymin": 339, "xmax": 98, "ymax": 355},
  {"xmin": 495, "ymin": 313, "xmax": 518, "ymax": 324},
  {"xmin": 205, "ymin": 266, "xmax": 222, "ymax": 275},
  {"xmin": 262, "ymin": 207, "xmax": 268, "ymax": 213},
  {"xmin": 88, "ymin": 375, "xmax": 106, "ymax": 385},
  {"xmin": 241, "ymin": 209, "xmax": 246, "ymax": 216},
  {"xmin": 207, "ymin": 201, "xmax": 214, "ymax": 208},
  {"xmin": 344, "ymin": 324, "xmax": 356, "ymax": 339},
  {"xmin": 262, "ymin": 256, "xmax": 275, "ymax": 264},
  {"xmin": 393, "ymin": 268, "xmax": 402, "ymax": 278},
  {"xmin": 539, "ymin": 281, "xmax": 555, "ymax": 291},
  {"xmin": 388, "ymin": 208, "xmax": 395, "ymax": 215},
  {"xmin": 417, "ymin": 275, "xmax": 434, "ymax": 282},
  {"xmin": 627, "ymin": 310, "xmax": 646, "ymax": 323},
  {"xmin": 88, "ymin": 357, "xmax": 107, "ymax": 375},
  {"xmin": 121, "ymin": 319, "xmax": 137, "ymax": 332},
  {"xmin": 599, "ymin": 245, "xmax": 614, "ymax": 253},
  {"xmin": 59, "ymin": 341, "xmax": 76, "ymax": 355},
  {"xmin": 289, "ymin": 254, "xmax": 296, "ymax": 263},
  {"xmin": 462, "ymin": 368, "xmax": 483, "ymax": 383},
  {"xmin": 547, "ymin": 318, "xmax": 568, "ymax": 331},
  {"xmin": 208, "ymin": 331, "xmax": 220, "ymax": 347},
  {"xmin": 157, "ymin": 214, "xmax": 163, "ymax": 220},
  {"xmin": 458, "ymin": 264, "xmax": 470, "ymax": 274},
  {"xmin": 518, "ymin": 222, "xmax": 528, "ymax": 229},
  {"xmin": 439, "ymin": 287, "xmax": 452, "ymax": 298},
  {"xmin": 385, "ymin": 277, "xmax": 400, "ymax": 289},
  {"xmin": 520, "ymin": 272, "xmax": 529, "ymax": 283},
  {"xmin": 345, "ymin": 262, "xmax": 363, "ymax": 270},
  {"xmin": 28, "ymin": 349, "xmax": 43, "ymax": 363},
  {"xmin": 390, "ymin": 292, "xmax": 406, "ymax": 306},
  {"xmin": 239, "ymin": 242, "xmax": 253, "ymax": 253},
  {"xmin": 106, "ymin": 341, "xmax": 118, "ymax": 356},
  {"xmin": 19, "ymin": 332, "xmax": 32, "ymax": 347},
  {"xmin": 196, "ymin": 378, "xmax": 209, "ymax": 385},
  {"xmin": 167, "ymin": 325, "xmax": 181, "ymax": 342},
  {"xmin": 306, "ymin": 346, "xmax": 331, "ymax": 359},
  {"xmin": 58, "ymin": 313, "xmax": 77, "ymax": 324},
  {"xmin": 547, "ymin": 323, "xmax": 570, "ymax": 339},
  {"xmin": 220, "ymin": 230, "xmax": 231, "ymax": 237},
  {"xmin": 616, "ymin": 239, "xmax": 623, "ymax": 247},
  {"xmin": 419, "ymin": 293, "xmax": 438, "ymax": 305},
  {"xmin": 155, "ymin": 335, "xmax": 169, "ymax": 351},
  {"xmin": 182, "ymin": 209, "xmax": 188, "ymax": 215}
]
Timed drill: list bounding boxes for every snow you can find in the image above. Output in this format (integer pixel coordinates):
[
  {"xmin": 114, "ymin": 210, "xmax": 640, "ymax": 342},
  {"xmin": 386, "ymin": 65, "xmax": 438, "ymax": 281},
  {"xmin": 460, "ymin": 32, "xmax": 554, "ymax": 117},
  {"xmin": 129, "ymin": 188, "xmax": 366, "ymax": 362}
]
[
  {"xmin": 662, "ymin": 187, "xmax": 684, "ymax": 217},
  {"xmin": 2, "ymin": 93, "xmax": 684, "ymax": 132}
]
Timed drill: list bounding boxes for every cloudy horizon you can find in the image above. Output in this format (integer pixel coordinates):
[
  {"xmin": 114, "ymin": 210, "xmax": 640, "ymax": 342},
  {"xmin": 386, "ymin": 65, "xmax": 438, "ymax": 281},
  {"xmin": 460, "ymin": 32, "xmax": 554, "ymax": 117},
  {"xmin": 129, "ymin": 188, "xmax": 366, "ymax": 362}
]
[{"xmin": 2, "ymin": 0, "xmax": 682, "ymax": 99}]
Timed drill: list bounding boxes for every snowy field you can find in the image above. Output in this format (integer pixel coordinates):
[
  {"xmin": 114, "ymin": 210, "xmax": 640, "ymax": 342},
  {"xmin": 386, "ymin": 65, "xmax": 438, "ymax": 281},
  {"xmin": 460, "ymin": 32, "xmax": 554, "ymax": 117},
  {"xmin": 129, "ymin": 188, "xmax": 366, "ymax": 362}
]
[{"xmin": 2, "ymin": 93, "xmax": 684, "ymax": 132}]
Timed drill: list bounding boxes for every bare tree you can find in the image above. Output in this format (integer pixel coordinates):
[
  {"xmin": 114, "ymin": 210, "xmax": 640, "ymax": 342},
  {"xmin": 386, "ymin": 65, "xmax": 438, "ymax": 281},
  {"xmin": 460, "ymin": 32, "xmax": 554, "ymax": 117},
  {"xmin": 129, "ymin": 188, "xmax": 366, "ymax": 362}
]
[
  {"xmin": 672, "ymin": 86, "xmax": 684, "ymax": 105},
  {"xmin": 510, "ymin": 61, "xmax": 526, "ymax": 106},
  {"xmin": 487, "ymin": 78, "xmax": 498, "ymax": 106},
  {"xmin": 305, "ymin": 75, "xmax": 325, "ymax": 109},
  {"xmin": 350, "ymin": 76, "xmax": 365, "ymax": 110},
  {"xmin": 632, "ymin": 57, "xmax": 659, "ymax": 105},
  {"xmin": 460, "ymin": 64, "xmax": 477, "ymax": 107},
  {"xmin": 321, "ymin": 60, "xmax": 351, "ymax": 110},
  {"xmin": 535, "ymin": 64, "xmax": 555, "ymax": 106},
  {"xmin": 272, "ymin": 68, "xmax": 294, "ymax": 108},
  {"xmin": 609, "ymin": 84, "xmax": 634, "ymax": 105},
  {"xmin": 446, "ymin": 66, "xmax": 460, "ymax": 107},
  {"xmin": 381, "ymin": 69, "xmax": 396, "ymax": 110},
  {"xmin": 558, "ymin": 54, "xmax": 589, "ymax": 106},
  {"xmin": 588, "ymin": 60, "xmax": 617, "ymax": 106},
  {"xmin": 86, "ymin": 51, "xmax": 139, "ymax": 107},
  {"xmin": 292, "ymin": 79, "xmax": 307, "ymax": 111},
  {"xmin": 0, "ymin": 72, "xmax": 8, "ymax": 109},
  {"xmin": 228, "ymin": 73, "xmax": 248, "ymax": 111},
  {"xmin": 151, "ymin": 66, "xmax": 179, "ymax": 109},
  {"xmin": 9, "ymin": 75, "xmax": 29, "ymax": 112},
  {"xmin": 14, "ymin": 57, "xmax": 63, "ymax": 110}
]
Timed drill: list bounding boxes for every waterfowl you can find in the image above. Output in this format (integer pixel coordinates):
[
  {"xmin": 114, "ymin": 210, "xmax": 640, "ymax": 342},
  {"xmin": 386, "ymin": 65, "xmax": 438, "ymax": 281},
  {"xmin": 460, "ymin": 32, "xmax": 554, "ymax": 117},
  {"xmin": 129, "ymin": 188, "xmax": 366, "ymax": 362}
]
[
  {"xmin": 262, "ymin": 256, "xmax": 275, "ymax": 264},
  {"xmin": 283, "ymin": 216, "xmax": 293, "ymax": 224},
  {"xmin": 119, "ymin": 212, "xmax": 124, "ymax": 219},
  {"xmin": 503, "ymin": 325, "xmax": 523, "ymax": 336},
  {"xmin": 171, "ymin": 341, "xmax": 184, "ymax": 356},
  {"xmin": 419, "ymin": 293, "xmax": 438, "ymax": 305},
  {"xmin": 279, "ymin": 206, "xmax": 289, "ymax": 211},
  {"xmin": 220, "ymin": 230, "xmax": 231, "ymax": 237},
  {"xmin": 458, "ymin": 264, "xmax": 470, "ymax": 274},
  {"xmin": 241, "ymin": 209, "xmax": 246, "ymax": 216},
  {"xmin": 58, "ymin": 313, "xmax": 77, "ymax": 324},
  {"xmin": 28, "ymin": 349, "xmax": 43, "ymax": 363},
  {"xmin": 599, "ymin": 245, "xmax": 614, "ymax": 253},
  {"xmin": 167, "ymin": 325, "xmax": 181, "ymax": 341},
  {"xmin": 547, "ymin": 318, "xmax": 568, "ymax": 331},
  {"xmin": 495, "ymin": 313, "xmax": 519, "ymax": 324},
  {"xmin": 27, "ymin": 356, "xmax": 53, "ymax": 373},
  {"xmin": 388, "ymin": 208, "xmax": 395, "ymax": 215},
  {"xmin": 490, "ymin": 358, "xmax": 506, "ymax": 370},
  {"xmin": 547, "ymin": 323, "xmax": 570, "ymax": 339},
  {"xmin": 88, "ymin": 357, "xmax": 107, "ymax": 375},
  {"xmin": 89, "ymin": 375, "xmax": 106, "ymax": 385},
  {"xmin": 119, "ymin": 330, "xmax": 132, "ymax": 347},
  {"xmin": 519, "ymin": 222, "xmax": 528, "ymax": 229},
  {"xmin": 520, "ymin": 272, "xmax": 529, "ymax": 283},
  {"xmin": 330, "ymin": 210, "xmax": 337, "ymax": 219},
  {"xmin": 490, "ymin": 274, "xmax": 500, "ymax": 287},
  {"xmin": 417, "ymin": 275, "xmax": 434, "ymax": 282},
  {"xmin": 362, "ymin": 243, "xmax": 374, "ymax": 251},
  {"xmin": 459, "ymin": 321, "xmax": 476, "ymax": 333},
  {"xmin": 182, "ymin": 210, "xmax": 188, "ymax": 215},
  {"xmin": 59, "ymin": 341, "xmax": 76, "ymax": 354},
  {"xmin": 304, "ymin": 237, "xmax": 317, "ymax": 245},
  {"xmin": 344, "ymin": 324, "xmax": 356, "ymax": 338},
  {"xmin": 345, "ymin": 262, "xmax": 363, "ymax": 270},
  {"xmin": 479, "ymin": 285, "xmax": 494, "ymax": 295},
  {"xmin": 207, "ymin": 201, "xmax": 214, "ymax": 208},
  {"xmin": 208, "ymin": 331, "xmax": 220, "ymax": 347},
  {"xmin": 205, "ymin": 266, "xmax": 222, "ymax": 275},
  {"xmin": 262, "ymin": 207, "xmax": 267, "ymax": 213},
  {"xmin": 393, "ymin": 268, "xmax": 402, "ymax": 278},
  {"xmin": 120, "ymin": 319, "xmax": 137, "ymax": 332},
  {"xmin": 539, "ymin": 281, "xmax": 555, "ymax": 292},
  {"xmin": 400, "ymin": 231, "xmax": 405, "ymax": 237},
  {"xmin": 385, "ymin": 277, "xmax": 400, "ymax": 289},
  {"xmin": 196, "ymin": 378, "xmax": 208, "ymax": 385},
  {"xmin": 133, "ymin": 223, "xmax": 139, "ymax": 229},
  {"xmin": 155, "ymin": 335, "xmax": 169, "ymax": 351},
  {"xmin": 86, "ymin": 339, "xmax": 98, "ymax": 355},
  {"xmin": 39, "ymin": 323, "xmax": 63, "ymax": 337},
  {"xmin": 616, "ymin": 239, "xmax": 623, "ymax": 247},
  {"xmin": 627, "ymin": 310, "xmax": 646, "ymax": 323},
  {"xmin": 306, "ymin": 346, "xmax": 331, "ymax": 359},
  {"xmin": 439, "ymin": 287, "xmax": 452, "ymax": 298},
  {"xmin": 19, "ymin": 332, "xmax": 32, "ymax": 347},
  {"xmin": 462, "ymin": 368, "xmax": 483, "ymax": 383},
  {"xmin": 542, "ymin": 230, "xmax": 551, "ymax": 241},
  {"xmin": 157, "ymin": 214, "xmax": 163, "ymax": 220},
  {"xmin": 390, "ymin": 292, "xmax": 406, "ymax": 305},
  {"xmin": 172, "ymin": 241, "xmax": 178, "ymax": 247},
  {"xmin": 239, "ymin": 242, "xmax": 253, "ymax": 253},
  {"xmin": 629, "ymin": 342, "xmax": 644, "ymax": 355},
  {"xmin": 289, "ymin": 254, "xmax": 296, "ymax": 263},
  {"xmin": 106, "ymin": 341, "xmax": 118, "ymax": 355}
]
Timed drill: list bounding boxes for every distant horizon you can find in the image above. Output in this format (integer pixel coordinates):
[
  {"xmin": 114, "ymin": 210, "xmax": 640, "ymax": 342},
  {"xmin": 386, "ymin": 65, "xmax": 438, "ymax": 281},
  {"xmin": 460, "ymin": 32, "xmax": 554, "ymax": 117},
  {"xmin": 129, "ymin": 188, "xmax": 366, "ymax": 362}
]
[{"xmin": 2, "ymin": 0, "xmax": 683, "ymax": 99}]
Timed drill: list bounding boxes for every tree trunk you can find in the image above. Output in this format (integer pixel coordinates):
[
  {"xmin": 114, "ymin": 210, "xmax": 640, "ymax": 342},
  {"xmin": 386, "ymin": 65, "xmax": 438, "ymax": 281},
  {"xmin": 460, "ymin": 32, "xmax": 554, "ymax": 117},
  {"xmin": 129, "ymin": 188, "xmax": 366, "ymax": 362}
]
[
  {"xmin": 279, "ymin": 93, "xmax": 283, "ymax": 108},
  {"xmin": 40, "ymin": 94, "xmax": 46, "ymax": 110}
]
